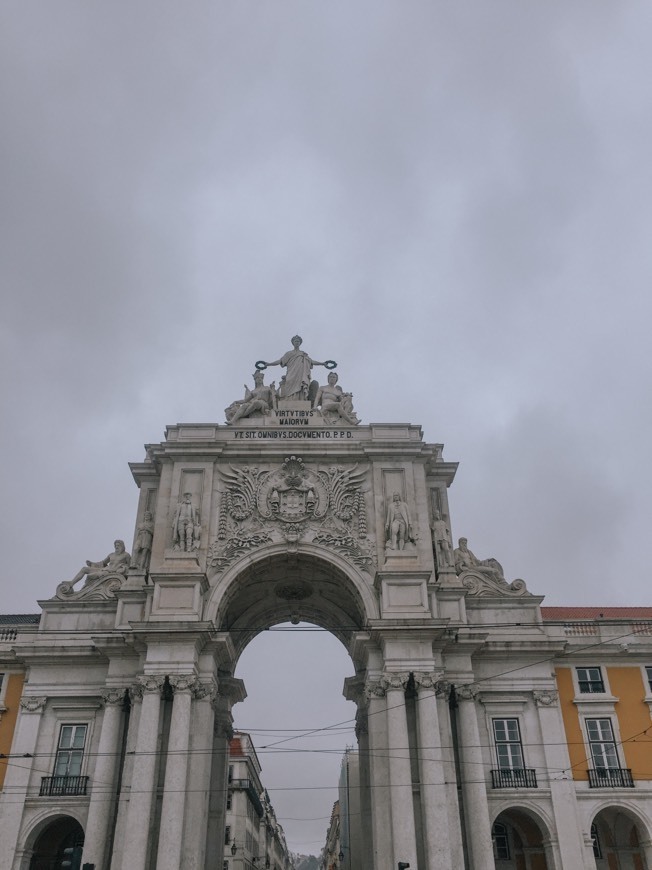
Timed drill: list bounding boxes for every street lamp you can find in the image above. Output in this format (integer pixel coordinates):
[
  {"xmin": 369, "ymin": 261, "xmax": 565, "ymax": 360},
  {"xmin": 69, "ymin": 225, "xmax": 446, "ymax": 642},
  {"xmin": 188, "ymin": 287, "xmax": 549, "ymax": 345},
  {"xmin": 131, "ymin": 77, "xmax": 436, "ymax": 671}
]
[{"xmin": 231, "ymin": 842, "xmax": 238, "ymax": 856}]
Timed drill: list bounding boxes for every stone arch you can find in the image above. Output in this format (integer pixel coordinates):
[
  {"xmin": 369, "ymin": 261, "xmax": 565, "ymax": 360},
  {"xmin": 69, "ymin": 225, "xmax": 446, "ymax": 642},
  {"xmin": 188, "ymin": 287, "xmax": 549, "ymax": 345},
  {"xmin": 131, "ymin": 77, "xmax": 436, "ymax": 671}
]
[
  {"xmin": 589, "ymin": 803, "xmax": 650, "ymax": 869},
  {"xmin": 22, "ymin": 813, "xmax": 84, "ymax": 870},
  {"xmin": 204, "ymin": 543, "xmax": 379, "ymax": 666},
  {"xmin": 491, "ymin": 804, "xmax": 554, "ymax": 869}
]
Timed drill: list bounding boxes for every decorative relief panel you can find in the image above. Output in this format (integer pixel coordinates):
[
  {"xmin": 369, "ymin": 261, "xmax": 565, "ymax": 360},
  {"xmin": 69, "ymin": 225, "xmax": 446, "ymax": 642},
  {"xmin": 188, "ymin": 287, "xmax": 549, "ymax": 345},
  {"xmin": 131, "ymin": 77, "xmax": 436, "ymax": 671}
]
[{"xmin": 209, "ymin": 456, "xmax": 374, "ymax": 573}]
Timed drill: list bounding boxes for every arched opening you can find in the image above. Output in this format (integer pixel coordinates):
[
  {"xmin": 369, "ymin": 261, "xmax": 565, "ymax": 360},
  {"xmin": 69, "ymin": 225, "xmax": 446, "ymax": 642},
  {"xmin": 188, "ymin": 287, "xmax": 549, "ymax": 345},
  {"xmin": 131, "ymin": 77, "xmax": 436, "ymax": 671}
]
[
  {"xmin": 207, "ymin": 551, "xmax": 371, "ymax": 863},
  {"xmin": 492, "ymin": 808, "xmax": 551, "ymax": 870},
  {"xmin": 28, "ymin": 816, "xmax": 84, "ymax": 870},
  {"xmin": 591, "ymin": 806, "xmax": 649, "ymax": 869}
]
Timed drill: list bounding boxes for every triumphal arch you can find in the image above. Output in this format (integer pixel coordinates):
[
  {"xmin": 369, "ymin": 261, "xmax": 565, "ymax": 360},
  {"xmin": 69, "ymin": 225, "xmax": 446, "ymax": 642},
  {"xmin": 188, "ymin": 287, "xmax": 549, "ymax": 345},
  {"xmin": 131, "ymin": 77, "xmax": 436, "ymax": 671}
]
[{"xmin": 5, "ymin": 337, "xmax": 592, "ymax": 870}]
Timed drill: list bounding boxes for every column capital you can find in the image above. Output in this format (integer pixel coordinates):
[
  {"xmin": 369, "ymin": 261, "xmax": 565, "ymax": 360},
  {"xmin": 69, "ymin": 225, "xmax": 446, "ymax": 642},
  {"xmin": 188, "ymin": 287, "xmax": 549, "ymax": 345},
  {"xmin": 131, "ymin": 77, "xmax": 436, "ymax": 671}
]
[
  {"xmin": 380, "ymin": 671, "xmax": 410, "ymax": 692},
  {"xmin": 168, "ymin": 674, "xmax": 197, "ymax": 695},
  {"xmin": 135, "ymin": 675, "xmax": 166, "ymax": 696},
  {"xmin": 101, "ymin": 687, "xmax": 128, "ymax": 707},
  {"xmin": 364, "ymin": 677, "xmax": 386, "ymax": 699},
  {"xmin": 412, "ymin": 671, "xmax": 444, "ymax": 690},
  {"xmin": 19, "ymin": 696, "xmax": 47, "ymax": 713},
  {"xmin": 533, "ymin": 689, "xmax": 558, "ymax": 707},
  {"xmin": 194, "ymin": 680, "xmax": 218, "ymax": 702},
  {"xmin": 435, "ymin": 679, "xmax": 452, "ymax": 699},
  {"xmin": 454, "ymin": 683, "xmax": 478, "ymax": 702}
]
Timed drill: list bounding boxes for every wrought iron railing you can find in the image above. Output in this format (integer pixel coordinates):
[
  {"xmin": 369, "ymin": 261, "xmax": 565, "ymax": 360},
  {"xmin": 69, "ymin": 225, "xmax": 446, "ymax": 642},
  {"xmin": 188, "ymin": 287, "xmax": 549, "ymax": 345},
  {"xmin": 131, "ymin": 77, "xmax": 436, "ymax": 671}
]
[
  {"xmin": 588, "ymin": 767, "xmax": 634, "ymax": 788},
  {"xmin": 39, "ymin": 775, "xmax": 89, "ymax": 796},
  {"xmin": 491, "ymin": 768, "xmax": 538, "ymax": 788}
]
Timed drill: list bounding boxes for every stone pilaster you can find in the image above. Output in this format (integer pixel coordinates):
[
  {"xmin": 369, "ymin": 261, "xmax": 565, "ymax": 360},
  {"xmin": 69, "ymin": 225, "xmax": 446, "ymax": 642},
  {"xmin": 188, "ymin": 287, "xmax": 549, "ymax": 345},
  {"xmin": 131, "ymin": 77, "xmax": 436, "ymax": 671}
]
[
  {"xmin": 0, "ymin": 697, "xmax": 47, "ymax": 870},
  {"xmin": 120, "ymin": 675, "xmax": 165, "ymax": 870},
  {"xmin": 82, "ymin": 688, "xmax": 128, "ymax": 870},
  {"xmin": 413, "ymin": 672, "xmax": 453, "ymax": 870},
  {"xmin": 380, "ymin": 672, "xmax": 417, "ymax": 870},
  {"xmin": 364, "ymin": 678, "xmax": 392, "ymax": 870},
  {"xmin": 455, "ymin": 685, "xmax": 495, "ymax": 870}
]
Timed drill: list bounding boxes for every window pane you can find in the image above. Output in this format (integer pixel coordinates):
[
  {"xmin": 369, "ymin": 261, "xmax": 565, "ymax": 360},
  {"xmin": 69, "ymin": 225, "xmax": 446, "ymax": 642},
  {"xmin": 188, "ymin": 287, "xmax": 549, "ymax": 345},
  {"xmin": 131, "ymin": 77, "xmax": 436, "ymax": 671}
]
[
  {"xmin": 72, "ymin": 726, "xmax": 86, "ymax": 749},
  {"xmin": 59, "ymin": 726, "xmax": 74, "ymax": 749}
]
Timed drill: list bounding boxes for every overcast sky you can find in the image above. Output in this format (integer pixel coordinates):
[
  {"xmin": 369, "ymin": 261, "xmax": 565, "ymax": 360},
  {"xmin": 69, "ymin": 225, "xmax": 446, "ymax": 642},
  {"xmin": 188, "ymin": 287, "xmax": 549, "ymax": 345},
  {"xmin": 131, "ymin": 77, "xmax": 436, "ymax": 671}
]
[{"xmin": 2, "ymin": 0, "xmax": 652, "ymax": 854}]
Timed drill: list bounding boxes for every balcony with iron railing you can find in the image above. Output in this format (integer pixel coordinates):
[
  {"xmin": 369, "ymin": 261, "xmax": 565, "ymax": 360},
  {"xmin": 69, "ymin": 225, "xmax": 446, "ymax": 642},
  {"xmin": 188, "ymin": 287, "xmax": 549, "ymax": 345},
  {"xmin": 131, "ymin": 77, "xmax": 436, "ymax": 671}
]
[
  {"xmin": 491, "ymin": 768, "xmax": 538, "ymax": 789},
  {"xmin": 588, "ymin": 768, "xmax": 634, "ymax": 788},
  {"xmin": 39, "ymin": 775, "xmax": 89, "ymax": 796}
]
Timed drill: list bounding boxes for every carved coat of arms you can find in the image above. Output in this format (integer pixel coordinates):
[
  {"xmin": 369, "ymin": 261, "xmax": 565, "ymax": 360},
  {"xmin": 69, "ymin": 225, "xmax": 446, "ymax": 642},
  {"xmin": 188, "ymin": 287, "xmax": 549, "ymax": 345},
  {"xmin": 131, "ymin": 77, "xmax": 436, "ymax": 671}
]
[{"xmin": 209, "ymin": 456, "xmax": 374, "ymax": 572}]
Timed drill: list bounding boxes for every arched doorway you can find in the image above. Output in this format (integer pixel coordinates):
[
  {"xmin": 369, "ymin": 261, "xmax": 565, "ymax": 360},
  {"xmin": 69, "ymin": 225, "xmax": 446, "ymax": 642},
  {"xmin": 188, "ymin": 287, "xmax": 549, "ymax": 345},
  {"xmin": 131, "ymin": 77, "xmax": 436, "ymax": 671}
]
[
  {"xmin": 492, "ymin": 808, "xmax": 552, "ymax": 870},
  {"xmin": 28, "ymin": 816, "xmax": 84, "ymax": 870},
  {"xmin": 591, "ymin": 806, "xmax": 649, "ymax": 869}
]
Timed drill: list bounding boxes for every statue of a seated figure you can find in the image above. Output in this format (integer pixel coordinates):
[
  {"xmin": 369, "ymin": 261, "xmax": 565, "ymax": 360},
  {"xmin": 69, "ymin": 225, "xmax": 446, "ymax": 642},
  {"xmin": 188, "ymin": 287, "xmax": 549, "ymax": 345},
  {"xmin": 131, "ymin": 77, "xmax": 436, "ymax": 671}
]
[
  {"xmin": 68, "ymin": 540, "xmax": 131, "ymax": 588},
  {"xmin": 225, "ymin": 371, "xmax": 276, "ymax": 424},
  {"xmin": 313, "ymin": 372, "xmax": 360, "ymax": 425},
  {"xmin": 454, "ymin": 537, "xmax": 505, "ymax": 581}
]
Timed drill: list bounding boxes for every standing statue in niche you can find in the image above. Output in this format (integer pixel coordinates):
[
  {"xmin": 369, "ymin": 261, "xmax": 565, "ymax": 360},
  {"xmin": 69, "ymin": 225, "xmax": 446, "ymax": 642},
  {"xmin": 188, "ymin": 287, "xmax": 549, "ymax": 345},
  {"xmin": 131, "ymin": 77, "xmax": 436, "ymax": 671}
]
[
  {"xmin": 68, "ymin": 540, "xmax": 131, "ymax": 587},
  {"xmin": 385, "ymin": 492, "xmax": 414, "ymax": 551},
  {"xmin": 431, "ymin": 511, "xmax": 454, "ymax": 569},
  {"xmin": 225, "ymin": 371, "xmax": 276, "ymax": 424},
  {"xmin": 255, "ymin": 335, "xmax": 336, "ymax": 401},
  {"xmin": 172, "ymin": 493, "xmax": 201, "ymax": 552},
  {"xmin": 313, "ymin": 371, "xmax": 360, "ymax": 425},
  {"xmin": 132, "ymin": 511, "xmax": 154, "ymax": 571},
  {"xmin": 454, "ymin": 537, "xmax": 505, "ymax": 580}
]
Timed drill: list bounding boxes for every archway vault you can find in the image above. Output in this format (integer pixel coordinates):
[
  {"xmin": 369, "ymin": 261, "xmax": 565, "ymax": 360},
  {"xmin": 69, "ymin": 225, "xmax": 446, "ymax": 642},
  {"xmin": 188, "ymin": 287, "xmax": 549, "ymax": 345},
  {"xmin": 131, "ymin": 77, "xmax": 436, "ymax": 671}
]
[{"xmin": 204, "ymin": 544, "xmax": 378, "ymax": 665}]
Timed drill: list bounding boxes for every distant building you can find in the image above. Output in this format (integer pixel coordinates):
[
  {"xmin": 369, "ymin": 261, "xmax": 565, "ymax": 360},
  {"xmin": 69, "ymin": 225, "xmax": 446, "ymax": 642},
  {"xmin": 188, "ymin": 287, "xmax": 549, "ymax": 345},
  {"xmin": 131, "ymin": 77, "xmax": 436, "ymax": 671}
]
[
  {"xmin": 321, "ymin": 801, "xmax": 340, "ymax": 870},
  {"xmin": 224, "ymin": 732, "xmax": 293, "ymax": 870},
  {"xmin": 337, "ymin": 750, "xmax": 361, "ymax": 870}
]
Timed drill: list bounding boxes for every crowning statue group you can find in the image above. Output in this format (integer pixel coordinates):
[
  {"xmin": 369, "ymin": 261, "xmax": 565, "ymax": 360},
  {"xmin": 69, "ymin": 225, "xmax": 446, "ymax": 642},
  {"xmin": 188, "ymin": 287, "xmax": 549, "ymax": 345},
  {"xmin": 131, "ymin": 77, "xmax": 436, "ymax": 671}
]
[{"xmin": 225, "ymin": 335, "xmax": 360, "ymax": 426}]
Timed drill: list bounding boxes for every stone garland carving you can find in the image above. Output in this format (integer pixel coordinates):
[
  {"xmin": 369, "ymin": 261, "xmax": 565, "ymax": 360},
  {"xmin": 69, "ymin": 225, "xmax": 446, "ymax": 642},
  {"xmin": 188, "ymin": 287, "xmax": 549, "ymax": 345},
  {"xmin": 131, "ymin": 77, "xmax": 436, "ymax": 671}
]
[
  {"xmin": 20, "ymin": 696, "xmax": 47, "ymax": 713},
  {"xmin": 56, "ymin": 539, "xmax": 131, "ymax": 600},
  {"xmin": 454, "ymin": 536, "xmax": 530, "ymax": 597},
  {"xmin": 209, "ymin": 457, "xmax": 374, "ymax": 572},
  {"xmin": 533, "ymin": 690, "xmax": 559, "ymax": 707},
  {"xmin": 172, "ymin": 493, "xmax": 201, "ymax": 552}
]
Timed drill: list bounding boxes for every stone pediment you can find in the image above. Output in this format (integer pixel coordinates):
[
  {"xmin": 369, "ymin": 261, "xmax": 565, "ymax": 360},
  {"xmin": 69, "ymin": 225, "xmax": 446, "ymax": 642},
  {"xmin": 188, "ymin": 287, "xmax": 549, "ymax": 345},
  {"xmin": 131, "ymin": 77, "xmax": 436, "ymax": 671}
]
[{"xmin": 460, "ymin": 569, "xmax": 531, "ymax": 597}]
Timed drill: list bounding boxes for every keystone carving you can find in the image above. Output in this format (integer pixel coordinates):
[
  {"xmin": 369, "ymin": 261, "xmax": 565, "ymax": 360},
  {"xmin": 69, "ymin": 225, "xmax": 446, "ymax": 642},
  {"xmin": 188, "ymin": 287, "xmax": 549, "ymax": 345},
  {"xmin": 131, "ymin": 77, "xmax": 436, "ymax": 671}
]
[{"xmin": 209, "ymin": 457, "xmax": 374, "ymax": 572}]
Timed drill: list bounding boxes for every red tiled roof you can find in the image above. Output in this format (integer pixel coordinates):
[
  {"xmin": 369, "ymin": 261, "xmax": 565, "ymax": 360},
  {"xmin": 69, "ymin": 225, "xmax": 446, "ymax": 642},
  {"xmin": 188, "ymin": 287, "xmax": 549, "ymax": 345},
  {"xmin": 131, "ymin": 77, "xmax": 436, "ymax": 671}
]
[
  {"xmin": 229, "ymin": 737, "xmax": 244, "ymax": 756},
  {"xmin": 541, "ymin": 607, "xmax": 652, "ymax": 621}
]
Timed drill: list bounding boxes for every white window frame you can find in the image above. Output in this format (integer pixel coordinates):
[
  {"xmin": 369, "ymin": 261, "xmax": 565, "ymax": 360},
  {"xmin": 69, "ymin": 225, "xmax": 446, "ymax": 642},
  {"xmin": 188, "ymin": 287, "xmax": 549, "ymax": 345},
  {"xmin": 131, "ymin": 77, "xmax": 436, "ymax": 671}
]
[
  {"xmin": 585, "ymin": 717, "xmax": 621, "ymax": 771},
  {"xmin": 576, "ymin": 666, "xmax": 606, "ymax": 694},
  {"xmin": 492, "ymin": 718, "xmax": 525, "ymax": 771},
  {"xmin": 53, "ymin": 723, "xmax": 88, "ymax": 778}
]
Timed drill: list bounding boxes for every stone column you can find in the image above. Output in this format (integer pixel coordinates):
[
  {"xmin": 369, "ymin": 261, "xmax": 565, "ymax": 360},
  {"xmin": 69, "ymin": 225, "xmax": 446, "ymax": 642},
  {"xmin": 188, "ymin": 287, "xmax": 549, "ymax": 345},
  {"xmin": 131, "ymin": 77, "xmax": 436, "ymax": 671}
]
[
  {"xmin": 455, "ymin": 686, "xmax": 495, "ymax": 870},
  {"xmin": 0, "ymin": 696, "xmax": 47, "ymax": 870},
  {"xmin": 156, "ymin": 675, "xmax": 196, "ymax": 870},
  {"xmin": 355, "ymin": 706, "xmax": 373, "ymax": 870},
  {"xmin": 413, "ymin": 673, "xmax": 453, "ymax": 870},
  {"xmin": 381, "ymin": 672, "xmax": 417, "ymax": 870},
  {"xmin": 181, "ymin": 680, "xmax": 217, "ymax": 870},
  {"xmin": 533, "ymin": 691, "xmax": 594, "ymax": 870},
  {"xmin": 364, "ymin": 679, "xmax": 392, "ymax": 870},
  {"xmin": 82, "ymin": 688, "xmax": 127, "ymax": 870},
  {"xmin": 119, "ymin": 675, "xmax": 164, "ymax": 870}
]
